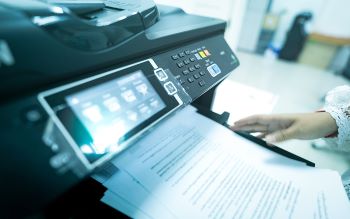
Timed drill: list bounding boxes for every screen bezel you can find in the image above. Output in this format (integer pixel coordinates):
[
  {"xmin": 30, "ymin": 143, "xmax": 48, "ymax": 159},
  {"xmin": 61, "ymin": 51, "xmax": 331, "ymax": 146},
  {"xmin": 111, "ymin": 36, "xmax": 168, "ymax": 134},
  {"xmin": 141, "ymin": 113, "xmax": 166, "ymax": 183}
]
[{"xmin": 39, "ymin": 59, "xmax": 181, "ymax": 170}]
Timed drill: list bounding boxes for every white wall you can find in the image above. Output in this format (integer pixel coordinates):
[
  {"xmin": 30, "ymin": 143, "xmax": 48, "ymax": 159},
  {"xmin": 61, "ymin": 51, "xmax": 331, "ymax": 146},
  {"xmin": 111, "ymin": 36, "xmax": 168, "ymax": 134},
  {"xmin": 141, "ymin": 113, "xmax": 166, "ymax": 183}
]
[
  {"xmin": 154, "ymin": 0, "xmax": 248, "ymax": 50},
  {"xmin": 154, "ymin": 0, "xmax": 350, "ymax": 51},
  {"xmin": 271, "ymin": 0, "xmax": 326, "ymax": 47},
  {"xmin": 155, "ymin": 0, "xmax": 234, "ymax": 20},
  {"xmin": 237, "ymin": 0, "xmax": 270, "ymax": 52},
  {"xmin": 271, "ymin": 0, "xmax": 350, "ymax": 48},
  {"xmin": 312, "ymin": 0, "xmax": 350, "ymax": 38}
]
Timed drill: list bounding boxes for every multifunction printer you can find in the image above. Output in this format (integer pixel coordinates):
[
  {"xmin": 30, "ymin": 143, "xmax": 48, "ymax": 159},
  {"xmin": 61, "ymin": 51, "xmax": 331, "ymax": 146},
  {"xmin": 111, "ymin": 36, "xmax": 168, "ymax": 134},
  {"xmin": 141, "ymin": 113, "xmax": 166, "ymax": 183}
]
[{"xmin": 0, "ymin": 0, "xmax": 239, "ymax": 217}]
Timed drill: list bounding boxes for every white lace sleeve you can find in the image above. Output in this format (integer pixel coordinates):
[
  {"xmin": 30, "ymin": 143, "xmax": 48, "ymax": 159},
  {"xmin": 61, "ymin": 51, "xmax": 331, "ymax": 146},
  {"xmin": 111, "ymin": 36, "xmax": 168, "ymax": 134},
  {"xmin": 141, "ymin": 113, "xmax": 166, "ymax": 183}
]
[{"xmin": 323, "ymin": 85, "xmax": 350, "ymax": 152}]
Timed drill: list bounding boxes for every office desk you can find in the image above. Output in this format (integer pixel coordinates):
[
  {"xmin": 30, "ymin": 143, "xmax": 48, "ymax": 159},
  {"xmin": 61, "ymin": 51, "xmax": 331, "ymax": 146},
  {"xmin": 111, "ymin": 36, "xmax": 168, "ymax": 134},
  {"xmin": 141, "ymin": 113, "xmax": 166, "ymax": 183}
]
[{"xmin": 212, "ymin": 51, "xmax": 350, "ymax": 174}]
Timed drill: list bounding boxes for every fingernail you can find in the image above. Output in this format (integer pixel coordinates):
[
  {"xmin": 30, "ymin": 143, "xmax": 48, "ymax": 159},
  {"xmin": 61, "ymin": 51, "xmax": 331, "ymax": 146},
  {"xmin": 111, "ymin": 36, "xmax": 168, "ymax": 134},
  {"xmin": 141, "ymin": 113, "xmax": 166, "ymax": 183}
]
[{"xmin": 230, "ymin": 126, "xmax": 238, "ymax": 131}]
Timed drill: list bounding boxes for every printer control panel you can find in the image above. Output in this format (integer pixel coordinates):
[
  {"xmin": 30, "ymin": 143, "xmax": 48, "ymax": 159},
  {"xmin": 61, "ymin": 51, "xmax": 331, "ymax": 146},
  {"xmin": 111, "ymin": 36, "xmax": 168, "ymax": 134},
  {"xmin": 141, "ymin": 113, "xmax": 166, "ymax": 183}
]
[
  {"xmin": 154, "ymin": 35, "xmax": 239, "ymax": 101},
  {"xmin": 34, "ymin": 35, "xmax": 239, "ymax": 177}
]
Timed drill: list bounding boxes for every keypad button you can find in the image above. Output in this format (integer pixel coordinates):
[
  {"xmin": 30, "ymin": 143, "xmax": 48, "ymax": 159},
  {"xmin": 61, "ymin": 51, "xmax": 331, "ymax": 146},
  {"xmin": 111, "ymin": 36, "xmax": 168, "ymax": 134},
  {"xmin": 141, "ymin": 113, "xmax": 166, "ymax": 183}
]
[
  {"xmin": 164, "ymin": 81, "xmax": 177, "ymax": 95},
  {"xmin": 195, "ymin": 53, "xmax": 202, "ymax": 60},
  {"xmin": 185, "ymin": 50, "xmax": 191, "ymax": 55},
  {"xmin": 179, "ymin": 52, "xmax": 185, "ymax": 57},
  {"xmin": 199, "ymin": 71, "xmax": 206, "ymax": 76},
  {"xmin": 212, "ymin": 64, "xmax": 221, "ymax": 73},
  {"xmin": 184, "ymin": 59, "xmax": 190, "ymax": 65},
  {"xmin": 177, "ymin": 62, "xmax": 185, "ymax": 68},
  {"xmin": 182, "ymin": 70, "xmax": 189, "ymax": 75},
  {"xmin": 194, "ymin": 74, "xmax": 200, "ymax": 79},
  {"xmin": 187, "ymin": 77, "xmax": 194, "ymax": 83},
  {"xmin": 190, "ymin": 57, "xmax": 196, "ymax": 62},
  {"xmin": 199, "ymin": 80, "xmax": 206, "ymax": 87},
  {"xmin": 195, "ymin": 64, "xmax": 201, "ymax": 69},
  {"xmin": 154, "ymin": 68, "xmax": 168, "ymax": 81},
  {"xmin": 189, "ymin": 67, "xmax": 196, "ymax": 72},
  {"xmin": 199, "ymin": 51, "xmax": 206, "ymax": 58},
  {"xmin": 171, "ymin": 54, "xmax": 179, "ymax": 60},
  {"xmin": 179, "ymin": 79, "xmax": 185, "ymax": 84},
  {"xmin": 207, "ymin": 64, "xmax": 222, "ymax": 77}
]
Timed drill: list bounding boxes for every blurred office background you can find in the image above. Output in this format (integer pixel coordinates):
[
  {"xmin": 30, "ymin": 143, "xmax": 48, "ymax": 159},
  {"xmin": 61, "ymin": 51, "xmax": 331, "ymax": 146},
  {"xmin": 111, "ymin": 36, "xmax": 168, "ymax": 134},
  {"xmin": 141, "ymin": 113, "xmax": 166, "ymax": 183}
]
[
  {"xmin": 156, "ymin": 0, "xmax": 350, "ymax": 73},
  {"xmin": 156, "ymin": 0, "xmax": 350, "ymax": 173}
]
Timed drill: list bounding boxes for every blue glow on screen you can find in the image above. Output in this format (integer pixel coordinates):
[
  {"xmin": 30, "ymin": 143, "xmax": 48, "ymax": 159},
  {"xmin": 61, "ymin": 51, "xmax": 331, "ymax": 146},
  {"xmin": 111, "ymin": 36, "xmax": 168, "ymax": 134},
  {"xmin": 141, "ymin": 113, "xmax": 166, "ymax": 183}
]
[{"xmin": 65, "ymin": 71, "xmax": 166, "ymax": 155}]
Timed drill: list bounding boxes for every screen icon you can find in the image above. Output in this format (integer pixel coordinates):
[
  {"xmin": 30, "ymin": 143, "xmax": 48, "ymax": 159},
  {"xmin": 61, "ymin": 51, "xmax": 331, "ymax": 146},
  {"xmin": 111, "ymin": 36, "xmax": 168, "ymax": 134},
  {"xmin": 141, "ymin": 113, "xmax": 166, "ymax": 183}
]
[
  {"xmin": 121, "ymin": 90, "xmax": 137, "ymax": 103},
  {"xmin": 136, "ymin": 83, "xmax": 148, "ymax": 96},
  {"xmin": 103, "ymin": 97, "xmax": 121, "ymax": 112},
  {"xmin": 150, "ymin": 99, "xmax": 160, "ymax": 108},
  {"xmin": 82, "ymin": 105, "xmax": 103, "ymax": 123},
  {"xmin": 139, "ymin": 105, "xmax": 151, "ymax": 115}
]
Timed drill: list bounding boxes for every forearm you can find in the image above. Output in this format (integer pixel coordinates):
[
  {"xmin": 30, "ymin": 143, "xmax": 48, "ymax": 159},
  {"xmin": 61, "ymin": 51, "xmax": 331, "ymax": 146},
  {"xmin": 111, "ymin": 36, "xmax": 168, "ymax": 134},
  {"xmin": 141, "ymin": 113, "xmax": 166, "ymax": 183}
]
[{"xmin": 314, "ymin": 112, "xmax": 337, "ymax": 138}]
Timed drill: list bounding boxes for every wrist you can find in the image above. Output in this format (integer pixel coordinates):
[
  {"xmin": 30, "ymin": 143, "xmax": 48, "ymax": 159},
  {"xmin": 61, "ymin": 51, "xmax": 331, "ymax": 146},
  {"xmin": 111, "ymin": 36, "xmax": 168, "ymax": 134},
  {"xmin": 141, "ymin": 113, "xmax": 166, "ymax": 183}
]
[{"xmin": 320, "ymin": 111, "xmax": 338, "ymax": 137}]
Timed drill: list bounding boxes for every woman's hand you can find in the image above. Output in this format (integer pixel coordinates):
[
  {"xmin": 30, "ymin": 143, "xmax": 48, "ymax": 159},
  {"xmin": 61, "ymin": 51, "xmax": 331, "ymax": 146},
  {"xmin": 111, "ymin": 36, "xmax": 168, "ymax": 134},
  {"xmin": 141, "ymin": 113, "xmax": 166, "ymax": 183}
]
[{"xmin": 230, "ymin": 112, "xmax": 338, "ymax": 143}]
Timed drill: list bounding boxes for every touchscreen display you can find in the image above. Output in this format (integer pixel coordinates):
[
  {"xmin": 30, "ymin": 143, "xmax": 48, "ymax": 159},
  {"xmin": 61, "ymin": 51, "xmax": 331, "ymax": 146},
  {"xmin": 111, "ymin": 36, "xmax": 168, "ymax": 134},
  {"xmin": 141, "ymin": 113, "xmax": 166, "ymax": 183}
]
[{"xmin": 65, "ymin": 70, "xmax": 166, "ymax": 161}]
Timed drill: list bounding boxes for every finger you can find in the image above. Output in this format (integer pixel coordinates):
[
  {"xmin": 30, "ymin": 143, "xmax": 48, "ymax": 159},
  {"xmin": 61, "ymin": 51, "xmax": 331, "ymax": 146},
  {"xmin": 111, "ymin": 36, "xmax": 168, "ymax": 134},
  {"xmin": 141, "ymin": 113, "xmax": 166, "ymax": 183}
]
[
  {"xmin": 233, "ymin": 115, "xmax": 267, "ymax": 126},
  {"xmin": 262, "ymin": 140, "xmax": 275, "ymax": 147},
  {"xmin": 231, "ymin": 124, "xmax": 268, "ymax": 133},
  {"xmin": 256, "ymin": 133, "xmax": 266, "ymax": 139},
  {"xmin": 234, "ymin": 114, "xmax": 284, "ymax": 127},
  {"xmin": 265, "ymin": 127, "xmax": 297, "ymax": 143}
]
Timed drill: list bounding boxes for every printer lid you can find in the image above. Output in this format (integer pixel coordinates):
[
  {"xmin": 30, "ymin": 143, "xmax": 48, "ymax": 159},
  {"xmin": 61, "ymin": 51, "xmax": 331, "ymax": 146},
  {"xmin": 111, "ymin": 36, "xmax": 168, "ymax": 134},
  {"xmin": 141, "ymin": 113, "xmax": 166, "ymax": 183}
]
[
  {"xmin": 0, "ymin": 0, "xmax": 159, "ymax": 27},
  {"xmin": 0, "ymin": 0, "xmax": 159, "ymax": 51},
  {"xmin": 0, "ymin": 1, "xmax": 226, "ymax": 104}
]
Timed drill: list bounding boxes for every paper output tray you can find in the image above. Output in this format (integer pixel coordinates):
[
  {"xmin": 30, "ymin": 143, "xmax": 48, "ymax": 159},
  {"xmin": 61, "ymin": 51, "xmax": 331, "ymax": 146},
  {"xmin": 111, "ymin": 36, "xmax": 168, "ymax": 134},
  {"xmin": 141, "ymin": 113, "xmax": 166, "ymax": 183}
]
[{"xmin": 194, "ymin": 104, "xmax": 315, "ymax": 167}]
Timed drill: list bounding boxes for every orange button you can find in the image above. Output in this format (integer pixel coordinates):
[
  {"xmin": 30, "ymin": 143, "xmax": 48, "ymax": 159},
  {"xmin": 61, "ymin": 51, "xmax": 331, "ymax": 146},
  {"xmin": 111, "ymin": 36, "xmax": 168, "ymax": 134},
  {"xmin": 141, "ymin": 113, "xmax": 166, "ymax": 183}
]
[{"xmin": 199, "ymin": 51, "xmax": 206, "ymax": 58}]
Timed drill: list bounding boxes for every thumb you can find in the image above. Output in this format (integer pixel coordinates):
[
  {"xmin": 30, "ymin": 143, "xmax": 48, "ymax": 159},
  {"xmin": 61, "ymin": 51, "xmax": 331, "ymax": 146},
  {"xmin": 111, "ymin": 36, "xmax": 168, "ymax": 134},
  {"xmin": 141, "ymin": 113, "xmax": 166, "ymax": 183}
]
[{"xmin": 265, "ymin": 127, "xmax": 297, "ymax": 143}]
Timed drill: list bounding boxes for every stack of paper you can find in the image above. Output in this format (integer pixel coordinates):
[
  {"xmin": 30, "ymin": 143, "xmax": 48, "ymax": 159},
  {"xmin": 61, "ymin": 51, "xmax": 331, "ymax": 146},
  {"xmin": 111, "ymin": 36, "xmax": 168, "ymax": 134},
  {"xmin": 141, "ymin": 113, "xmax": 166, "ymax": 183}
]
[{"xmin": 97, "ymin": 106, "xmax": 350, "ymax": 219}]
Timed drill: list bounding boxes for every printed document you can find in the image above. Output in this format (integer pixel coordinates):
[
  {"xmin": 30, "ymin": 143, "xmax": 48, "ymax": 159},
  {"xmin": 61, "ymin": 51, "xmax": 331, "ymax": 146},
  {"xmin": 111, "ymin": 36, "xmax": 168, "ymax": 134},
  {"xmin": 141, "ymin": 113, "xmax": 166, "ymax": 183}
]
[
  {"xmin": 104, "ymin": 106, "xmax": 350, "ymax": 219},
  {"xmin": 102, "ymin": 170, "xmax": 176, "ymax": 219}
]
